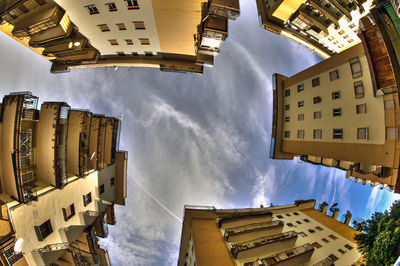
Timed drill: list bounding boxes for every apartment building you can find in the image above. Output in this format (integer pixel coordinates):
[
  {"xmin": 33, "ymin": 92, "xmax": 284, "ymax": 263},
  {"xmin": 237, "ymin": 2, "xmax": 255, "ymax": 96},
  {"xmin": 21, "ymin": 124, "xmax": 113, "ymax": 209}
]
[
  {"xmin": 0, "ymin": 0, "xmax": 240, "ymax": 74},
  {"xmin": 270, "ymin": 8, "xmax": 400, "ymax": 192},
  {"xmin": 255, "ymin": 0, "xmax": 372, "ymax": 58},
  {"xmin": 0, "ymin": 92, "xmax": 127, "ymax": 265},
  {"xmin": 178, "ymin": 200, "xmax": 363, "ymax": 266}
]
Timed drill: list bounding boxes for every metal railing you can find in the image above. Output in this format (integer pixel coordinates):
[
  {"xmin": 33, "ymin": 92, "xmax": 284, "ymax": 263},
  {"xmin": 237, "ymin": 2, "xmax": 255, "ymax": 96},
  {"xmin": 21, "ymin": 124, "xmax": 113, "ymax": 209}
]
[
  {"xmin": 224, "ymin": 220, "xmax": 283, "ymax": 240},
  {"xmin": 36, "ymin": 242, "xmax": 69, "ymax": 253},
  {"xmin": 313, "ymin": 257, "xmax": 334, "ymax": 266}
]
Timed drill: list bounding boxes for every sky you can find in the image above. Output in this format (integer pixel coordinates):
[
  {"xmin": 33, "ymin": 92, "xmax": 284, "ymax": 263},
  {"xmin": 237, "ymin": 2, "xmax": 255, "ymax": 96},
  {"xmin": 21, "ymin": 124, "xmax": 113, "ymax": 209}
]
[{"xmin": 0, "ymin": 0, "xmax": 399, "ymax": 265}]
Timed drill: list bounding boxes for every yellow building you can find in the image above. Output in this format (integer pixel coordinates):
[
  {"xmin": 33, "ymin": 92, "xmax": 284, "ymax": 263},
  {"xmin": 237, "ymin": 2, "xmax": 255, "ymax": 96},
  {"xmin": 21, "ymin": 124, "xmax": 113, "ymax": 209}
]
[
  {"xmin": 0, "ymin": 92, "xmax": 127, "ymax": 265},
  {"xmin": 255, "ymin": 0, "xmax": 372, "ymax": 58},
  {"xmin": 178, "ymin": 200, "xmax": 363, "ymax": 266},
  {"xmin": 0, "ymin": 0, "xmax": 240, "ymax": 74},
  {"xmin": 270, "ymin": 10, "xmax": 400, "ymax": 192}
]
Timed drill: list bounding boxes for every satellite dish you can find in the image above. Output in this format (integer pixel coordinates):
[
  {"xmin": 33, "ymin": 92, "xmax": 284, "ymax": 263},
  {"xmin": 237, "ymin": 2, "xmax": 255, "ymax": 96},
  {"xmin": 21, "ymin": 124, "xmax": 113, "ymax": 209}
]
[{"xmin": 14, "ymin": 238, "xmax": 24, "ymax": 253}]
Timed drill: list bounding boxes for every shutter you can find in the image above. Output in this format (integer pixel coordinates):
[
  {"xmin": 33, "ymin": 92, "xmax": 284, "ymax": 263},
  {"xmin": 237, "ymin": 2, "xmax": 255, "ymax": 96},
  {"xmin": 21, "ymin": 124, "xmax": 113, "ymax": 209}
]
[{"xmin": 34, "ymin": 226, "xmax": 43, "ymax": 241}]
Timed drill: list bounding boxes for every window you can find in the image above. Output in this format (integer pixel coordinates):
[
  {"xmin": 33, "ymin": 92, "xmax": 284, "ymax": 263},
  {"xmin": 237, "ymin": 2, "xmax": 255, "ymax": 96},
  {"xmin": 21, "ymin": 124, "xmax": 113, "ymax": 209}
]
[
  {"xmin": 297, "ymin": 130, "xmax": 305, "ymax": 139},
  {"xmin": 126, "ymin": 0, "xmax": 139, "ymax": 9},
  {"xmin": 285, "ymin": 117, "xmax": 290, "ymax": 122},
  {"xmin": 348, "ymin": 39, "xmax": 354, "ymax": 43},
  {"xmin": 354, "ymin": 81, "xmax": 364, "ymax": 98},
  {"xmin": 298, "ymin": 101, "xmax": 304, "ymax": 107},
  {"xmin": 329, "ymin": 234, "xmax": 338, "ymax": 240},
  {"xmin": 8, "ymin": 11, "xmax": 18, "ymax": 19},
  {"xmin": 132, "ymin": 52, "xmax": 139, "ymax": 56},
  {"xmin": 117, "ymin": 23, "xmax": 127, "ymax": 31},
  {"xmin": 350, "ymin": 57, "xmax": 362, "ymax": 78},
  {"xmin": 333, "ymin": 129, "xmax": 343, "ymax": 139},
  {"xmin": 117, "ymin": 51, "xmax": 125, "ymax": 56},
  {"xmin": 338, "ymin": 248, "xmax": 346, "ymax": 254},
  {"xmin": 312, "ymin": 242, "xmax": 322, "ymax": 248},
  {"xmin": 384, "ymin": 100, "xmax": 395, "ymax": 110},
  {"xmin": 19, "ymin": 5, "xmax": 29, "ymax": 13},
  {"xmin": 285, "ymin": 104, "xmax": 290, "ymax": 110},
  {"xmin": 285, "ymin": 89, "xmax": 290, "ymax": 97},
  {"xmin": 277, "ymin": 215, "xmax": 283, "ymax": 219},
  {"xmin": 83, "ymin": 192, "xmax": 92, "ymax": 207},
  {"xmin": 338, "ymin": 30, "xmax": 344, "ymax": 35},
  {"xmin": 333, "ymin": 108, "xmax": 341, "ymax": 117},
  {"xmin": 35, "ymin": 0, "xmax": 47, "ymax": 6},
  {"xmin": 107, "ymin": 2, "xmax": 118, "ymax": 11},
  {"xmin": 111, "ymin": 177, "xmax": 115, "ymax": 186},
  {"xmin": 312, "ymin": 77, "xmax": 320, "ymax": 87},
  {"xmin": 313, "ymin": 129, "xmax": 322, "ymax": 139},
  {"xmin": 100, "ymin": 184, "xmax": 105, "ymax": 194},
  {"xmin": 296, "ymin": 221, "xmax": 302, "ymax": 224},
  {"xmin": 343, "ymin": 34, "xmax": 349, "ymax": 39},
  {"xmin": 332, "ymin": 91, "xmax": 340, "ymax": 99},
  {"xmin": 34, "ymin": 220, "xmax": 53, "ymax": 241},
  {"xmin": 293, "ymin": 212, "xmax": 299, "ymax": 216},
  {"xmin": 286, "ymin": 213, "xmax": 291, "ymax": 217},
  {"xmin": 386, "ymin": 127, "xmax": 399, "ymax": 140},
  {"xmin": 287, "ymin": 223, "xmax": 294, "ymax": 227},
  {"xmin": 322, "ymin": 238, "xmax": 329, "ymax": 243},
  {"xmin": 328, "ymin": 254, "xmax": 339, "ymax": 262},
  {"xmin": 356, "ymin": 104, "xmax": 366, "ymax": 114},
  {"xmin": 316, "ymin": 226, "xmax": 323, "ymax": 231},
  {"xmin": 349, "ymin": 23, "xmax": 356, "ymax": 28},
  {"xmin": 303, "ymin": 219, "xmax": 310, "ymax": 223},
  {"xmin": 145, "ymin": 51, "xmax": 153, "ymax": 56},
  {"xmin": 133, "ymin": 21, "xmax": 145, "ymax": 30},
  {"xmin": 86, "ymin": 4, "xmax": 99, "ymax": 14},
  {"xmin": 108, "ymin": 39, "xmax": 119, "ymax": 46},
  {"xmin": 297, "ymin": 84, "xmax": 304, "ymax": 92},
  {"xmin": 62, "ymin": 204, "xmax": 75, "ymax": 221},
  {"xmin": 314, "ymin": 96, "xmax": 321, "ymax": 104},
  {"xmin": 284, "ymin": 131, "xmax": 290, "ymax": 138},
  {"xmin": 98, "ymin": 24, "xmax": 110, "ymax": 32},
  {"xmin": 357, "ymin": 128, "xmax": 368, "ymax": 140},
  {"xmin": 299, "ymin": 232, "xmax": 307, "ymax": 237},
  {"xmin": 125, "ymin": 39, "xmax": 133, "ymax": 45},
  {"xmin": 314, "ymin": 111, "xmax": 321, "ymax": 119},
  {"xmin": 298, "ymin": 114, "xmax": 304, "ymax": 121},
  {"xmin": 140, "ymin": 38, "xmax": 150, "ymax": 45},
  {"xmin": 308, "ymin": 229, "xmax": 316, "ymax": 233},
  {"xmin": 344, "ymin": 244, "xmax": 353, "ymax": 250},
  {"xmin": 330, "ymin": 70, "xmax": 339, "ymax": 81}
]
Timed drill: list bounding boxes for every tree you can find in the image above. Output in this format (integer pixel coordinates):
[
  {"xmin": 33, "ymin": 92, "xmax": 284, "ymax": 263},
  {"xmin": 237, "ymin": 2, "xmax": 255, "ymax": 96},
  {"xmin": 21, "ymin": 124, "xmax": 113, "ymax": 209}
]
[{"xmin": 355, "ymin": 201, "xmax": 400, "ymax": 265}]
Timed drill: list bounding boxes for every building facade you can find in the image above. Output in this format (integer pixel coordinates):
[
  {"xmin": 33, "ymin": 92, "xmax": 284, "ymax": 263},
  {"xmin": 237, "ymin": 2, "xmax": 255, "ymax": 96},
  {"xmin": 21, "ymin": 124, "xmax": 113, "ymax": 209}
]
[
  {"xmin": 178, "ymin": 200, "xmax": 363, "ymax": 266},
  {"xmin": 255, "ymin": 0, "xmax": 372, "ymax": 58},
  {"xmin": 270, "ymin": 7, "xmax": 400, "ymax": 192},
  {"xmin": 0, "ymin": 92, "xmax": 127, "ymax": 265},
  {"xmin": 0, "ymin": 0, "xmax": 240, "ymax": 74}
]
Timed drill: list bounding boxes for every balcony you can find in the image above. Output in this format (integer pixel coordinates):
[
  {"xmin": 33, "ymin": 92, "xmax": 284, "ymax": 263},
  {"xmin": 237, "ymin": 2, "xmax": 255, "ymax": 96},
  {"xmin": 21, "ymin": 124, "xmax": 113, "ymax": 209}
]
[
  {"xmin": 243, "ymin": 243, "xmax": 314, "ymax": 266},
  {"xmin": 218, "ymin": 211, "xmax": 272, "ymax": 229},
  {"xmin": 12, "ymin": 5, "xmax": 65, "ymax": 38},
  {"xmin": 115, "ymin": 151, "xmax": 127, "ymax": 206},
  {"xmin": 313, "ymin": 257, "xmax": 335, "ymax": 266},
  {"xmin": 231, "ymin": 231, "xmax": 298, "ymax": 260},
  {"xmin": 208, "ymin": 0, "xmax": 240, "ymax": 20},
  {"xmin": 224, "ymin": 220, "xmax": 284, "ymax": 243}
]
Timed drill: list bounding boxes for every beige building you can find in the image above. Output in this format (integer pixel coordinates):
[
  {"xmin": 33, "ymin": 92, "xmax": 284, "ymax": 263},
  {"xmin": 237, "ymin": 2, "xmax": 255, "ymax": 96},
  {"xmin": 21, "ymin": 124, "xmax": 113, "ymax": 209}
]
[
  {"xmin": 0, "ymin": 0, "xmax": 240, "ymax": 74},
  {"xmin": 0, "ymin": 92, "xmax": 127, "ymax": 265},
  {"xmin": 270, "ymin": 10, "xmax": 400, "ymax": 192},
  {"xmin": 255, "ymin": 0, "xmax": 372, "ymax": 58},
  {"xmin": 178, "ymin": 200, "xmax": 364, "ymax": 266}
]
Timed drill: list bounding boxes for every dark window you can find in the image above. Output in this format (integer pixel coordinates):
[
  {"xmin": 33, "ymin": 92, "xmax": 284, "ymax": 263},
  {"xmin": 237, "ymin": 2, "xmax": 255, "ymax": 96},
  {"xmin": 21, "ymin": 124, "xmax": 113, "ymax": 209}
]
[
  {"xmin": 344, "ymin": 244, "xmax": 353, "ymax": 250},
  {"xmin": 333, "ymin": 129, "xmax": 343, "ymax": 139},
  {"xmin": 100, "ymin": 184, "xmax": 105, "ymax": 194},
  {"xmin": 287, "ymin": 223, "xmax": 294, "ymax": 227},
  {"xmin": 35, "ymin": 0, "xmax": 47, "ymax": 6},
  {"xmin": 285, "ymin": 117, "xmax": 290, "ymax": 122},
  {"xmin": 133, "ymin": 21, "xmax": 145, "ymax": 30},
  {"xmin": 286, "ymin": 213, "xmax": 291, "ymax": 217},
  {"xmin": 330, "ymin": 70, "xmax": 339, "ymax": 81},
  {"xmin": 350, "ymin": 57, "xmax": 362, "ymax": 78},
  {"xmin": 126, "ymin": 0, "xmax": 139, "ymax": 9},
  {"xmin": 316, "ymin": 226, "xmax": 323, "ymax": 231},
  {"xmin": 8, "ymin": 11, "xmax": 18, "ymax": 19},
  {"xmin": 19, "ymin": 5, "xmax": 29, "ymax": 13},
  {"xmin": 284, "ymin": 131, "xmax": 290, "ymax": 138},
  {"xmin": 34, "ymin": 220, "xmax": 53, "ymax": 241},
  {"xmin": 125, "ymin": 39, "xmax": 134, "ymax": 45},
  {"xmin": 145, "ymin": 51, "xmax": 153, "ymax": 56},
  {"xmin": 332, "ymin": 91, "xmax": 340, "ymax": 99},
  {"xmin": 297, "ymin": 84, "xmax": 304, "ymax": 92},
  {"xmin": 293, "ymin": 212, "xmax": 299, "ymax": 215},
  {"xmin": 117, "ymin": 51, "xmax": 125, "ymax": 56},
  {"xmin": 296, "ymin": 221, "xmax": 302, "ymax": 224},
  {"xmin": 312, "ymin": 77, "xmax": 320, "ymax": 87},
  {"xmin": 132, "ymin": 52, "xmax": 139, "ymax": 56},
  {"xmin": 107, "ymin": 2, "xmax": 118, "ymax": 11},
  {"xmin": 322, "ymin": 238, "xmax": 329, "ymax": 243},
  {"xmin": 285, "ymin": 89, "xmax": 290, "ymax": 97},
  {"xmin": 86, "ymin": 4, "xmax": 99, "ymax": 14},
  {"xmin": 83, "ymin": 192, "xmax": 92, "ymax": 207},
  {"xmin": 285, "ymin": 104, "xmax": 290, "ymax": 110},
  {"xmin": 308, "ymin": 229, "xmax": 316, "ymax": 233},
  {"xmin": 111, "ymin": 177, "xmax": 115, "ymax": 186},
  {"xmin": 314, "ymin": 111, "xmax": 321, "ymax": 119},
  {"xmin": 329, "ymin": 234, "xmax": 338, "ymax": 240},
  {"xmin": 299, "ymin": 232, "xmax": 307, "ymax": 237},
  {"xmin": 333, "ymin": 108, "xmax": 342, "ymax": 116},
  {"xmin": 314, "ymin": 96, "xmax": 321, "ymax": 104},
  {"xmin": 312, "ymin": 242, "xmax": 322, "ymax": 248},
  {"xmin": 328, "ymin": 254, "xmax": 339, "ymax": 262},
  {"xmin": 304, "ymin": 219, "xmax": 310, "ymax": 223},
  {"xmin": 338, "ymin": 248, "xmax": 346, "ymax": 254},
  {"xmin": 277, "ymin": 215, "xmax": 283, "ymax": 219},
  {"xmin": 298, "ymin": 101, "xmax": 304, "ymax": 107},
  {"xmin": 62, "ymin": 204, "xmax": 75, "ymax": 221},
  {"xmin": 286, "ymin": 251, "xmax": 295, "ymax": 257}
]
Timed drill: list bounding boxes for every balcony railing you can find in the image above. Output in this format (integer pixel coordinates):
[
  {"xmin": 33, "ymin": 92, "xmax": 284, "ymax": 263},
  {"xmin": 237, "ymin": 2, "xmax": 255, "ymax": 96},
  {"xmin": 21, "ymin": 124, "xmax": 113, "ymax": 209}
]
[
  {"xmin": 36, "ymin": 242, "xmax": 69, "ymax": 253},
  {"xmin": 224, "ymin": 220, "xmax": 283, "ymax": 240},
  {"xmin": 218, "ymin": 211, "xmax": 272, "ymax": 228},
  {"xmin": 313, "ymin": 257, "xmax": 334, "ymax": 266},
  {"xmin": 208, "ymin": 0, "xmax": 240, "ymax": 20},
  {"xmin": 231, "ymin": 231, "xmax": 298, "ymax": 258}
]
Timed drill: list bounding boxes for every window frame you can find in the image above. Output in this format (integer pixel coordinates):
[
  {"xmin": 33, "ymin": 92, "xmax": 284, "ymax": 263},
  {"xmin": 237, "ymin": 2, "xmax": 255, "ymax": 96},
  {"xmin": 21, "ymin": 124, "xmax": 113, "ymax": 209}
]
[
  {"xmin": 133, "ymin": 21, "xmax": 145, "ymax": 30},
  {"xmin": 354, "ymin": 81, "xmax": 364, "ymax": 98},
  {"xmin": 106, "ymin": 2, "xmax": 118, "ymax": 11},
  {"xmin": 313, "ymin": 96, "xmax": 321, "ymax": 104},
  {"xmin": 140, "ymin": 38, "xmax": 150, "ymax": 45},
  {"xmin": 356, "ymin": 104, "xmax": 367, "ymax": 114},
  {"xmin": 85, "ymin": 4, "xmax": 99, "ymax": 15},
  {"xmin": 350, "ymin": 57, "xmax": 362, "ymax": 78},
  {"xmin": 314, "ymin": 111, "xmax": 321, "ymax": 119},
  {"xmin": 313, "ymin": 129, "xmax": 322, "ymax": 139},
  {"xmin": 83, "ymin": 192, "xmax": 92, "ymax": 207},
  {"xmin": 62, "ymin": 204, "xmax": 76, "ymax": 221},
  {"xmin": 333, "ymin": 129, "xmax": 343, "ymax": 139},
  {"xmin": 357, "ymin": 127, "xmax": 368, "ymax": 140},
  {"xmin": 34, "ymin": 220, "xmax": 53, "ymax": 241},
  {"xmin": 125, "ymin": 0, "xmax": 139, "ymax": 9},
  {"xmin": 312, "ymin": 77, "xmax": 320, "ymax": 87},
  {"xmin": 298, "ymin": 101, "xmax": 304, "ymax": 107},
  {"xmin": 297, "ymin": 130, "xmax": 305, "ymax": 139},
  {"xmin": 329, "ymin": 70, "xmax": 339, "ymax": 81},
  {"xmin": 284, "ymin": 89, "xmax": 290, "ymax": 97},
  {"xmin": 332, "ymin": 91, "xmax": 340, "ymax": 100},
  {"xmin": 333, "ymin": 108, "xmax": 342, "ymax": 117},
  {"xmin": 297, "ymin": 83, "xmax": 304, "ymax": 92}
]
